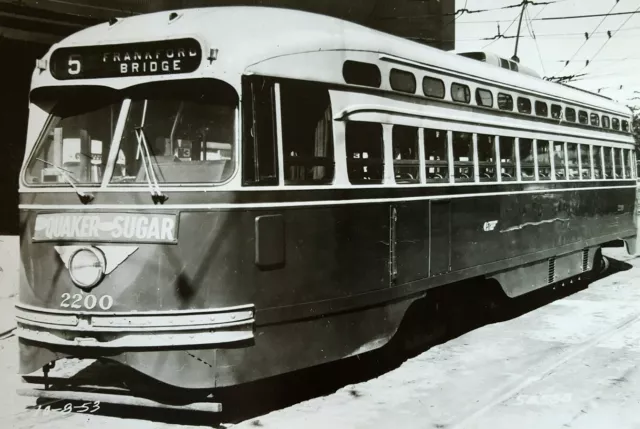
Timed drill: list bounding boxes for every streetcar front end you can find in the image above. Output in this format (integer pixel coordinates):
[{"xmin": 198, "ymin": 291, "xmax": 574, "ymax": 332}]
[{"xmin": 15, "ymin": 18, "xmax": 263, "ymax": 395}]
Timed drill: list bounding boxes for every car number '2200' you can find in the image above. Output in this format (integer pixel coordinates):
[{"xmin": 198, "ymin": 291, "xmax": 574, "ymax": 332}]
[{"xmin": 60, "ymin": 293, "xmax": 114, "ymax": 310}]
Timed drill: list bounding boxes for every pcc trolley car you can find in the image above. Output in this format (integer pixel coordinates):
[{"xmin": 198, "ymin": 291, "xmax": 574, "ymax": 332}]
[{"xmin": 15, "ymin": 6, "xmax": 638, "ymax": 410}]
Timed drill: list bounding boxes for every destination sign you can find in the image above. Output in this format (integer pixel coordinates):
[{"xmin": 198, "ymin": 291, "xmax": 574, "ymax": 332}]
[
  {"xmin": 33, "ymin": 213, "xmax": 178, "ymax": 243},
  {"xmin": 50, "ymin": 38, "xmax": 202, "ymax": 80}
]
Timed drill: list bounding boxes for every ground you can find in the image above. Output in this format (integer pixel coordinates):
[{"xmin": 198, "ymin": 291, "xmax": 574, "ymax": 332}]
[{"xmin": 1, "ymin": 237, "xmax": 640, "ymax": 429}]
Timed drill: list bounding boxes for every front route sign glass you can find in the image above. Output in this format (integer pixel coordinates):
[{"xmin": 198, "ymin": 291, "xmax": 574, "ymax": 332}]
[{"xmin": 49, "ymin": 38, "xmax": 202, "ymax": 80}]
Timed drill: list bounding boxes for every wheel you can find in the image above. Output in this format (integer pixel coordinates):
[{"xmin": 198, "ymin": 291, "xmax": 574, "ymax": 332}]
[{"xmin": 593, "ymin": 248, "xmax": 610, "ymax": 276}]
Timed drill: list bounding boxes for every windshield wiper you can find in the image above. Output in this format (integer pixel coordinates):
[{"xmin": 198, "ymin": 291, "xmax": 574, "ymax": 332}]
[
  {"xmin": 36, "ymin": 158, "xmax": 94, "ymax": 204},
  {"xmin": 134, "ymin": 99, "xmax": 168, "ymax": 205},
  {"xmin": 134, "ymin": 125, "xmax": 168, "ymax": 204}
]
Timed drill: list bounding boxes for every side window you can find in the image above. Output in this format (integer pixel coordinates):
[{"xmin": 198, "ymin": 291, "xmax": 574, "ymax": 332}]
[
  {"xmin": 342, "ymin": 60, "xmax": 381, "ymax": 88},
  {"xmin": 517, "ymin": 97, "xmax": 532, "ymax": 114},
  {"xmin": 553, "ymin": 142, "xmax": 566, "ymax": 180},
  {"xmin": 624, "ymin": 149, "xmax": 632, "ymax": 178},
  {"xmin": 242, "ymin": 77, "xmax": 278, "ymax": 186},
  {"xmin": 567, "ymin": 143, "xmax": 579, "ymax": 179},
  {"xmin": 579, "ymin": 145, "xmax": 591, "ymax": 179},
  {"xmin": 535, "ymin": 101, "xmax": 548, "ymax": 117},
  {"xmin": 622, "ymin": 120, "xmax": 630, "ymax": 132},
  {"xmin": 451, "ymin": 83, "xmax": 471, "ymax": 104},
  {"xmin": 499, "ymin": 137, "xmax": 516, "ymax": 180},
  {"xmin": 593, "ymin": 146, "xmax": 603, "ymax": 179},
  {"xmin": 578, "ymin": 110, "xmax": 588, "ymax": 124},
  {"xmin": 345, "ymin": 122, "xmax": 384, "ymax": 184},
  {"xmin": 520, "ymin": 138, "xmax": 535, "ymax": 180},
  {"xmin": 537, "ymin": 140, "xmax": 551, "ymax": 180},
  {"xmin": 392, "ymin": 125, "xmax": 420, "ymax": 184},
  {"xmin": 551, "ymin": 104, "xmax": 562, "ymax": 119},
  {"xmin": 590, "ymin": 113, "xmax": 600, "ymax": 127},
  {"xmin": 477, "ymin": 134, "xmax": 496, "ymax": 181},
  {"xmin": 280, "ymin": 81, "xmax": 334, "ymax": 185},
  {"xmin": 452, "ymin": 132, "xmax": 474, "ymax": 181},
  {"xmin": 424, "ymin": 129, "xmax": 448, "ymax": 182},
  {"xmin": 602, "ymin": 116, "xmax": 610, "ymax": 129},
  {"xmin": 476, "ymin": 88, "xmax": 493, "ymax": 107},
  {"xmin": 614, "ymin": 148, "xmax": 622, "ymax": 179},
  {"xmin": 497, "ymin": 93, "xmax": 513, "ymax": 110},
  {"xmin": 422, "ymin": 76, "xmax": 445, "ymax": 99},
  {"xmin": 612, "ymin": 118, "xmax": 620, "ymax": 130},
  {"xmin": 390, "ymin": 68, "xmax": 416, "ymax": 94},
  {"xmin": 603, "ymin": 147, "xmax": 613, "ymax": 179},
  {"xmin": 565, "ymin": 108, "xmax": 576, "ymax": 122}
]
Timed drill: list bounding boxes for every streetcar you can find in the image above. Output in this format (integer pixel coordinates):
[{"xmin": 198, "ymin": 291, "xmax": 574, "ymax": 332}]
[{"xmin": 15, "ymin": 6, "xmax": 637, "ymax": 410}]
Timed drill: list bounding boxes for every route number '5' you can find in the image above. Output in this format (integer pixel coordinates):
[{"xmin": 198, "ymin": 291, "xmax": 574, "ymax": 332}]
[
  {"xmin": 60, "ymin": 293, "xmax": 113, "ymax": 310},
  {"xmin": 68, "ymin": 55, "xmax": 82, "ymax": 75}
]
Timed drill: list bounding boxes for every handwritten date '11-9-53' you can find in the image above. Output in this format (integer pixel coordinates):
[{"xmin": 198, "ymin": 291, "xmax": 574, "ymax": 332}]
[{"xmin": 35, "ymin": 401, "xmax": 100, "ymax": 415}]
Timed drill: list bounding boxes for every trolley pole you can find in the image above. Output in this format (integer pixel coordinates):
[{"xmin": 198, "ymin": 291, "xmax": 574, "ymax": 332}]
[{"xmin": 512, "ymin": 2, "xmax": 527, "ymax": 63}]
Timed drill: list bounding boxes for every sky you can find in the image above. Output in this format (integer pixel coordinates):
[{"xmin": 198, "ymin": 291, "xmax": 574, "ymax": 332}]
[{"xmin": 453, "ymin": 0, "xmax": 640, "ymax": 110}]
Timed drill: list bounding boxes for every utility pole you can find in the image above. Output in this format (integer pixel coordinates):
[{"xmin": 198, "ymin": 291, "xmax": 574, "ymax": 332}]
[{"xmin": 511, "ymin": 1, "xmax": 528, "ymax": 63}]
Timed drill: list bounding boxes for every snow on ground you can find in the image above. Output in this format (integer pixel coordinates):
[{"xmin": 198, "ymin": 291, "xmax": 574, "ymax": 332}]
[
  {"xmin": 0, "ymin": 243, "xmax": 639, "ymax": 429},
  {"xmin": 230, "ymin": 247, "xmax": 640, "ymax": 429}
]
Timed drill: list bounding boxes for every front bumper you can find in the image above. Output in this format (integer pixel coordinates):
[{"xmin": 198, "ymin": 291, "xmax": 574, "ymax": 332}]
[{"xmin": 15, "ymin": 303, "xmax": 255, "ymax": 348}]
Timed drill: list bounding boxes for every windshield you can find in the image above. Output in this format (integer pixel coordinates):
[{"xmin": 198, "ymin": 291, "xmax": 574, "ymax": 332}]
[{"xmin": 24, "ymin": 79, "xmax": 238, "ymax": 187}]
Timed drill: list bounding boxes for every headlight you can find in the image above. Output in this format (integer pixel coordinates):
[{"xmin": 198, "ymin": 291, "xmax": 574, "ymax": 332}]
[{"xmin": 69, "ymin": 246, "xmax": 106, "ymax": 290}]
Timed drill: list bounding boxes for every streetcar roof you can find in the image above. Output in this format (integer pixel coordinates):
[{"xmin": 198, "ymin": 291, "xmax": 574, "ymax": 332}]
[{"xmin": 36, "ymin": 6, "xmax": 630, "ymax": 117}]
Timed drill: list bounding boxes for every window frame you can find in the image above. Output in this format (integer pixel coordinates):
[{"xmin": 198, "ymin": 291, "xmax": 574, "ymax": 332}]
[
  {"xmin": 389, "ymin": 68, "xmax": 417, "ymax": 94},
  {"xmin": 452, "ymin": 131, "xmax": 474, "ymax": 182},
  {"xmin": 622, "ymin": 120, "xmax": 630, "ymax": 132},
  {"xmin": 475, "ymin": 88, "xmax": 494, "ymax": 108},
  {"xmin": 342, "ymin": 60, "xmax": 382, "ymax": 88},
  {"xmin": 498, "ymin": 136, "xmax": 517, "ymax": 181},
  {"xmin": 422, "ymin": 76, "xmax": 445, "ymax": 99},
  {"xmin": 391, "ymin": 125, "xmax": 420, "ymax": 184},
  {"xmin": 579, "ymin": 144, "xmax": 592, "ymax": 180},
  {"xmin": 477, "ymin": 134, "xmax": 497, "ymax": 182},
  {"xmin": 423, "ymin": 128, "xmax": 450, "ymax": 183},
  {"xmin": 344, "ymin": 121, "xmax": 385, "ymax": 185},
  {"xmin": 451, "ymin": 82, "xmax": 471, "ymax": 104},
  {"xmin": 497, "ymin": 93, "xmax": 514, "ymax": 111},
  {"xmin": 552, "ymin": 141, "xmax": 567, "ymax": 180},
  {"xmin": 520, "ymin": 138, "xmax": 535, "ymax": 181},
  {"xmin": 517, "ymin": 97, "xmax": 532, "ymax": 114},
  {"xmin": 612, "ymin": 118, "xmax": 620, "ymax": 130},
  {"xmin": 566, "ymin": 142, "xmax": 579, "ymax": 180},
  {"xmin": 578, "ymin": 110, "xmax": 588, "ymax": 125},
  {"xmin": 535, "ymin": 100, "xmax": 548, "ymax": 117}
]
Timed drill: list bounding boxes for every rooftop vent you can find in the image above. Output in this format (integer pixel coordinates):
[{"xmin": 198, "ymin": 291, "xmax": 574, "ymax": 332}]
[{"xmin": 457, "ymin": 51, "xmax": 540, "ymax": 79}]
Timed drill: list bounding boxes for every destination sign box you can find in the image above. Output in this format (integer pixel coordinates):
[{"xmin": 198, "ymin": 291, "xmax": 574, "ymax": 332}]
[
  {"xmin": 33, "ymin": 213, "xmax": 178, "ymax": 243},
  {"xmin": 50, "ymin": 38, "xmax": 202, "ymax": 80}
]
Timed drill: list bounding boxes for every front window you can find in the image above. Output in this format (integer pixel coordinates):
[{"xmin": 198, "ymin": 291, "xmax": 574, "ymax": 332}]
[
  {"xmin": 25, "ymin": 88, "xmax": 120, "ymax": 186},
  {"xmin": 25, "ymin": 79, "xmax": 238, "ymax": 187}
]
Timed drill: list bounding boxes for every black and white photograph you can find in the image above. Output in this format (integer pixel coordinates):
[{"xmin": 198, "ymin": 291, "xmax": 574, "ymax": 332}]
[{"xmin": 0, "ymin": 0, "xmax": 639, "ymax": 428}]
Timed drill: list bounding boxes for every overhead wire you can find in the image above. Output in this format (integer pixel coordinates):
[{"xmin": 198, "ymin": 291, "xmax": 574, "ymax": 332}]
[
  {"xmin": 443, "ymin": 0, "xmax": 469, "ymax": 31},
  {"xmin": 525, "ymin": 5, "xmax": 547, "ymax": 76},
  {"xmin": 552, "ymin": 0, "xmax": 620, "ymax": 78},
  {"xmin": 454, "ymin": 9, "xmax": 640, "ymax": 24},
  {"xmin": 383, "ymin": 0, "xmax": 565, "ymax": 21},
  {"xmin": 576, "ymin": 3, "xmax": 640, "ymax": 75},
  {"xmin": 481, "ymin": 1, "xmax": 550, "ymax": 50}
]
